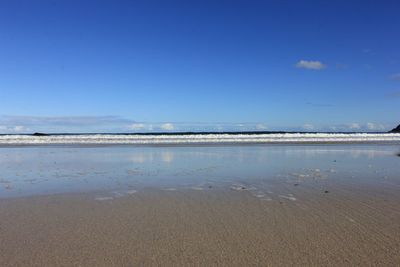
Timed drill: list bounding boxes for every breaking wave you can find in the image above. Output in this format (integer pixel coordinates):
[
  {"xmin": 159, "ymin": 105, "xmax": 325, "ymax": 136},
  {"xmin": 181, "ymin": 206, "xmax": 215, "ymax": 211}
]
[{"xmin": 1, "ymin": 133, "xmax": 400, "ymax": 145}]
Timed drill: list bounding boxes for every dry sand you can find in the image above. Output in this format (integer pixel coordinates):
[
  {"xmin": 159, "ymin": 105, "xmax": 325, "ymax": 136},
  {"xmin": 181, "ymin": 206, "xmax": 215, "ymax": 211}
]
[{"xmin": 1, "ymin": 186, "xmax": 400, "ymax": 267}]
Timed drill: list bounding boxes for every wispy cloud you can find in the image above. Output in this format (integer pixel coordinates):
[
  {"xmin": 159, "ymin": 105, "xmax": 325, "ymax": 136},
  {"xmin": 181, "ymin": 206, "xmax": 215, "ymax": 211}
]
[
  {"xmin": 0, "ymin": 125, "xmax": 28, "ymax": 133},
  {"xmin": 129, "ymin": 123, "xmax": 146, "ymax": 130},
  {"xmin": 296, "ymin": 122, "xmax": 389, "ymax": 132},
  {"xmin": 0, "ymin": 115, "xmax": 131, "ymax": 126},
  {"xmin": 302, "ymin": 123, "xmax": 315, "ymax": 130},
  {"xmin": 348, "ymin": 123, "xmax": 361, "ymax": 130},
  {"xmin": 366, "ymin": 122, "xmax": 385, "ymax": 131},
  {"xmin": 336, "ymin": 122, "xmax": 388, "ymax": 132},
  {"xmin": 160, "ymin": 123, "xmax": 175, "ymax": 131},
  {"xmin": 390, "ymin": 73, "xmax": 400, "ymax": 80},
  {"xmin": 295, "ymin": 60, "xmax": 326, "ymax": 70},
  {"xmin": 0, "ymin": 115, "xmax": 392, "ymax": 133},
  {"xmin": 387, "ymin": 90, "xmax": 400, "ymax": 98},
  {"xmin": 255, "ymin": 123, "xmax": 267, "ymax": 130},
  {"xmin": 0, "ymin": 115, "xmax": 134, "ymax": 133}
]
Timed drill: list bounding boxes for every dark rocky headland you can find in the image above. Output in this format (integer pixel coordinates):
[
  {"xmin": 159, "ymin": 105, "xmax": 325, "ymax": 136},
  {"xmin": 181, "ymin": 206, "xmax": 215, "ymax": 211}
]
[{"xmin": 389, "ymin": 124, "xmax": 400, "ymax": 133}]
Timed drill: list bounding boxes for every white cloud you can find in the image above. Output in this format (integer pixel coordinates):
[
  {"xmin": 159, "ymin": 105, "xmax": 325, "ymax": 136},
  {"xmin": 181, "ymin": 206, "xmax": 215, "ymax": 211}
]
[
  {"xmin": 303, "ymin": 123, "xmax": 314, "ymax": 130},
  {"xmin": 296, "ymin": 60, "xmax": 326, "ymax": 70},
  {"xmin": 255, "ymin": 124, "xmax": 267, "ymax": 130},
  {"xmin": 0, "ymin": 125, "xmax": 28, "ymax": 133},
  {"xmin": 160, "ymin": 123, "xmax": 174, "ymax": 131},
  {"xmin": 129, "ymin": 123, "xmax": 146, "ymax": 130},
  {"xmin": 390, "ymin": 73, "xmax": 400, "ymax": 80},
  {"xmin": 348, "ymin": 123, "xmax": 361, "ymax": 130},
  {"xmin": 366, "ymin": 122, "xmax": 385, "ymax": 131},
  {"xmin": 0, "ymin": 115, "xmax": 135, "ymax": 133},
  {"xmin": 13, "ymin": 125, "xmax": 26, "ymax": 132}
]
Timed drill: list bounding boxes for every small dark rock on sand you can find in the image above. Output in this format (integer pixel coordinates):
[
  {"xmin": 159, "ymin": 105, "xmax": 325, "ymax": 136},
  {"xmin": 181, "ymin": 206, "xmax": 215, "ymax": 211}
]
[{"xmin": 324, "ymin": 190, "xmax": 329, "ymax": 193}]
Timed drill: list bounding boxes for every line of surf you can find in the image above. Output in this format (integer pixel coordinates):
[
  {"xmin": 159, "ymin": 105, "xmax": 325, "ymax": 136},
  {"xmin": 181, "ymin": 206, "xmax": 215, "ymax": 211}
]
[{"xmin": 1, "ymin": 133, "xmax": 400, "ymax": 145}]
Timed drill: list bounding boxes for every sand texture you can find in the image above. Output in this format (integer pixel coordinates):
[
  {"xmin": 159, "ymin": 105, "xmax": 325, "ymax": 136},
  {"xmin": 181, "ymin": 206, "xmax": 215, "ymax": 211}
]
[{"xmin": 1, "ymin": 186, "xmax": 400, "ymax": 267}]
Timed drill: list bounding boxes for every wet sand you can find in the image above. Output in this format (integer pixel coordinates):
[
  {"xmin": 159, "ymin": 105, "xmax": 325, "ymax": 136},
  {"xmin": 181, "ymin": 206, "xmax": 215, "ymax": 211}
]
[{"xmin": 1, "ymin": 185, "xmax": 400, "ymax": 266}]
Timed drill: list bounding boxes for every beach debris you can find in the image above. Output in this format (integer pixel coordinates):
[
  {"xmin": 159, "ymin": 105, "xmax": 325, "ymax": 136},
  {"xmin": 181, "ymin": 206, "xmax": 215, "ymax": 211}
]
[
  {"xmin": 324, "ymin": 190, "xmax": 329, "ymax": 193},
  {"xmin": 294, "ymin": 183, "xmax": 299, "ymax": 186}
]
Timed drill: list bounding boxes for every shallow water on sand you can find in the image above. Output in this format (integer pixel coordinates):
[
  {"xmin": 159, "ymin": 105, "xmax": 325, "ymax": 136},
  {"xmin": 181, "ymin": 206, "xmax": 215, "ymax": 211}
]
[{"xmin": 0, "ymin": 144, "xmax": 399, "ymax": 199}]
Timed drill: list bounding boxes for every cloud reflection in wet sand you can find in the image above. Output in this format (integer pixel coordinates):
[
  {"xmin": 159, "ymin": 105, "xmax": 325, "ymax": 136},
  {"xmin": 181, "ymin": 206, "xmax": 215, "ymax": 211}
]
[{"xmin": 0, "ymin": 144, "xmax": 399, "ymax": 199}]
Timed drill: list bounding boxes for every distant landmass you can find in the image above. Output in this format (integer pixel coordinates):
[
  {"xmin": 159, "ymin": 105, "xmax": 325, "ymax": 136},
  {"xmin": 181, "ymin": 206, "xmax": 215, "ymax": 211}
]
[
  {"xmin": 389, "ymin": 124, "xmax": 400, "ymax": 133},
  {"xmin": 33, "ymin": 132, "xmax": 49, "ymax": 136}
]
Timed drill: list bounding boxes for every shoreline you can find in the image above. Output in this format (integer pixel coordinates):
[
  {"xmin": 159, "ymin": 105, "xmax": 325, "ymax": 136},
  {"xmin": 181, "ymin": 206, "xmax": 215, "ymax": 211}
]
[{"xmin": 1, "ymin": 140, "xmax": 400, "ymax": 148}]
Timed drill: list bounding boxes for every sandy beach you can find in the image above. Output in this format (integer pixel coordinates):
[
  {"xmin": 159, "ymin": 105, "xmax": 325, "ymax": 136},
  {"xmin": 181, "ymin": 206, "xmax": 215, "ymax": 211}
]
[
  {"xmin": 1, "ymin": 184, "xmax": 400, "ymax": 266},
  {"xmin": 2, "ymin": 0, "xmax": 400, "ymax": 265}
]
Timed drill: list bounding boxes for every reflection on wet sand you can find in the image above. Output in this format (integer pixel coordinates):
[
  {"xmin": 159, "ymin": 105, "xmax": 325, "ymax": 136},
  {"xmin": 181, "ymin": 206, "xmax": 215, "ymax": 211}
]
[
  {"xmin": 0, "ymin": 144, "xmax": 399, "ymax": 199},
  {"xmin": 1, "ymin": 144, "xmax": 400, "ymax": 266}
]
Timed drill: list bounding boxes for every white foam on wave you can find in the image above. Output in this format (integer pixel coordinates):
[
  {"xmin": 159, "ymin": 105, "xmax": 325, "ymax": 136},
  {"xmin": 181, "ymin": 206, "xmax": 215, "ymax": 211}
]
[{"xmin": 0, "ymin": 133, "xmax": 400, "ymax": 145}]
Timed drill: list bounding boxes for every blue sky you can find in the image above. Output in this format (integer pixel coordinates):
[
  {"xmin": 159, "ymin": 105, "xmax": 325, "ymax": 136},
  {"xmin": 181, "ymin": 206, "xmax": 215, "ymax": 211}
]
[{"xmin": 0, "ymin": 0, "xmax": 399, "ymax": 133}]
